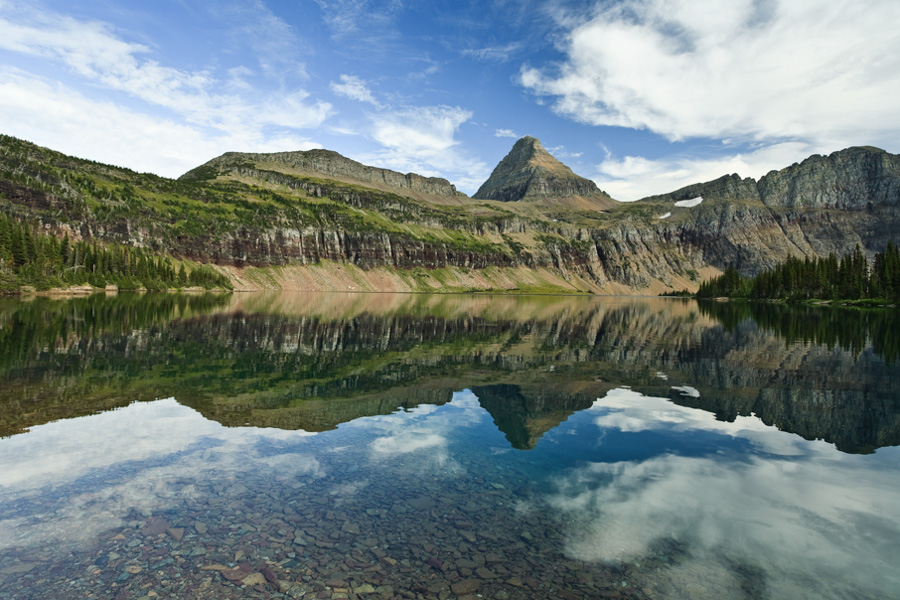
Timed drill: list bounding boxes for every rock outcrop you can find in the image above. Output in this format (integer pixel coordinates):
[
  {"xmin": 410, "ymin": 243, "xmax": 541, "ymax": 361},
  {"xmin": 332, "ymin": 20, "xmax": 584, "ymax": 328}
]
[
  {"xmin": 637, "ymin": 145, "xmax": 900, "ymax": 276},
  {"xmin": 645, "ymin": 145, "xmax": 900, "ymax": 209},
  {"xmin": 473, "ymin": 137, "xmax": 617, "ymax": 209},
  {"xmin": 182, "ymin": 148, "xmax": 464, "ymax": 200}
]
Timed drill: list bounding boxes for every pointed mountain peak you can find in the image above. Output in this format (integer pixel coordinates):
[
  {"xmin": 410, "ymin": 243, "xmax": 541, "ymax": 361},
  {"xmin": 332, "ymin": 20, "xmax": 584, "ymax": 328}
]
[
  {"xmin": 502, "ymin": 136, "xmax": 557, "ymax": 168},
  {"xmin": 512, "ymin": 135, "xmax": 544, "ymax": 152},
  {"xmin": 474, "ymin": 137, "xmax": 617, "ymax": 209}
]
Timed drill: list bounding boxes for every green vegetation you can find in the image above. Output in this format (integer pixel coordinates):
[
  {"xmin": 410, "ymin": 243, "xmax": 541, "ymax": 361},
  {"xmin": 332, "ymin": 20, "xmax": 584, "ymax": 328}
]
[
  {"xmin": 0, "ymin": 212, "xmax": 232, "ymax": 291},
  {"xmin": 0, "ymin": 134, "xmax": 523, "ymax": 266},
  {"xmin": 699, "ymin": 300, "xmax": 900, "ymax": 364},
  {"xmin": 696, "ymin": 244, "xmax": 900, "ymax": 304}
]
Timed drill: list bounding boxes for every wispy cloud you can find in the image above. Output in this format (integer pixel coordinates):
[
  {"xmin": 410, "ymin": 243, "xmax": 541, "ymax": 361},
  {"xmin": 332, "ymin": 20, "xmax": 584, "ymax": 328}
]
[
  {"xmin": 206, "ymin": 0, "xmax": 311, "ymax": 79},
  {"xmin": 494, "ymin": 128, "xmax": 519, "ymax": 138},
  {"xmin": 521, "ymin": 0, "xmax": 900, "ymax": 149},
  {"xmin": 0, "ymin": 68, "xmax": 321, "ymax": 177},
  {"xmin": 330, "ymin": 74, "xmax": 381, "ymax": 107},
  {"xmin": 0, "ymin": 3, "xmax": 330, "ymax": 175},
  {"xmin": 462, "ymin": 42, "xmax": 522, "ymax": 62},
  {"xmin": 313, "ymin": 0, "xmax": 403, "ymax": 39},
  {"xmin": 371, "ymin": 105, "xmax": 470, "ymax": 153},
  {"xmin": 365, "ymin": 105, "xmax": 489, "ymax": 192},
  {"xmin": 547, "ymin": 145, "xmax": 582, "ymax": 159},
  {"xmin": 0, "ymin": 6, "xmax": 331, "ymax": 132},
  {"xmin": 595, "ymin": 141, "xmax": 814, "ymax": 201}
]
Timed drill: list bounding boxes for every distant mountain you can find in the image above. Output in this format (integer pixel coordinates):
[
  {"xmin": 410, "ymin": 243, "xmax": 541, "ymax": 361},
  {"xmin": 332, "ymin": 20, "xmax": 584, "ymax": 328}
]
[
  {"xmin": 473, "ymin": 136, "xmax": 617, "ymax": 210},
  {"xmin": 1, "ymin": 133, "xmax": 899, "ymax": 295},
  {"xmin": 182, "ymin": 148, "xmax": 465, "ymax": 204}
]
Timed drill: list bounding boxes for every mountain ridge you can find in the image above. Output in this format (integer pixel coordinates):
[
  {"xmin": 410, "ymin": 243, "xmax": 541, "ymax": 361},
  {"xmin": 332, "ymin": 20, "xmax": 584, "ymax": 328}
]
[
  {"xmin": 1, "ymin": 133, "xmax": 899, "ymax": 295},
  {"xmin": 181, "ymin": 147, "xmax": 467, "ymax": 204}
]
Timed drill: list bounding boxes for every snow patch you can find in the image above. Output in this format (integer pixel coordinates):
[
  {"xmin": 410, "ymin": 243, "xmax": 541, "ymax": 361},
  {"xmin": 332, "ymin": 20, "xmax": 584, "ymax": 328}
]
[
  {"xmin": 659, "ymin": 212, "xmax": 672, "ymax": 220},
  {"xmin": 674, "ymin": 196, "xmax": 703, "ymax": 208},
  {"xmin": 671, "ymin": 385, "xmax": 701, "ymax": 398}
]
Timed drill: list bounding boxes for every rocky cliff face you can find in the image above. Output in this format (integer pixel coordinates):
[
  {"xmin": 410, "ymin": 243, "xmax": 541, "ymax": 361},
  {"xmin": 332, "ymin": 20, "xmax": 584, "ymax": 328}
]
[
  {"xmin": 635, "ymin": 145, "xmax": 900, "ymax": 277},
  {"xmin": 474, "ymin": 137, "xmax": 617, "ymax": 209},
  {"xmin": 645, "ymin": 145, "xmax": 900, "ymax": 210},
  {"xmin": 2, "ymin": 134, "xmax": 899, "ymax": 293},
  {"xmin": 182, "ymin": 148, "xmax": 464, "ymax": 199}
]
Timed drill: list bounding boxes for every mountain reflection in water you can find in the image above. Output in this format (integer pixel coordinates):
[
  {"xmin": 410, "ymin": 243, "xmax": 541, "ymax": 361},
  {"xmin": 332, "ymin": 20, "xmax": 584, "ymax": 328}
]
[
  {"xmin": 0, "ymin": 292, "xmax": 899, "ymax": 600},
  {"xmin": 1, "ymin": 292, "xmax": 897, "ymax": 453}
]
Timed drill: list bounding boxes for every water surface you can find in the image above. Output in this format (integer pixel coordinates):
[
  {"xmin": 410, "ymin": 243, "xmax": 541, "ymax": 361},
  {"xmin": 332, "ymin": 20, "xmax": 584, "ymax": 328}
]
[{"xmin": 0, "ymin": 292, "xmax": 898, "ymax": 599}]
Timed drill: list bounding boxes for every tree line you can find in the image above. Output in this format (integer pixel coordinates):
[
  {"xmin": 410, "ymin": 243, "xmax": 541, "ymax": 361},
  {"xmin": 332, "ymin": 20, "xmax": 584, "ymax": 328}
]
[
  {"xmin": 696, "ymin": 243, "xmax": 900, "ymax": 303},
  {"xmin": 0, "ymin": 212, "xmax": 232, "ymax": 291}
]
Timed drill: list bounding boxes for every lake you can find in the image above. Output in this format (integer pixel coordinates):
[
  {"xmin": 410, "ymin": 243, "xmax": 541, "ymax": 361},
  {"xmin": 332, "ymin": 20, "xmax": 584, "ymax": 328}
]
[{"xmin": 0, "ymin": 292, "xmax": 898, "ymax": 600}]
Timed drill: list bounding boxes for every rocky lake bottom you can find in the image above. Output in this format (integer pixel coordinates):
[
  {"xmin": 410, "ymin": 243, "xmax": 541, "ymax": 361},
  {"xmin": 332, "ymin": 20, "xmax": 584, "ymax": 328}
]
[{"xmin": 0, "ymin": 292, "xmax": 898, "ymax": 599}]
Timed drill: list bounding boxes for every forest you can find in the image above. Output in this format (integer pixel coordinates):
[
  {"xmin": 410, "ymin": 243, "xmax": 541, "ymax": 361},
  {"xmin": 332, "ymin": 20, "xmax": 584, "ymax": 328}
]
[
  {"xmin": 695, "ymin": 243, "xmax": 900, "ymax": 304},
  {"xmin": 0, "ymin": 212, "xmax": 232, "ymax": 292}
]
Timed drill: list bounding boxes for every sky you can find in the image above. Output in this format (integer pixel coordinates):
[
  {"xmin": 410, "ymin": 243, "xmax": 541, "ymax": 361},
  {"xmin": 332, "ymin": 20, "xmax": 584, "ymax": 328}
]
[{"xmin": 1, "ymin": 0, "xmax": 899, "ymax": 201}]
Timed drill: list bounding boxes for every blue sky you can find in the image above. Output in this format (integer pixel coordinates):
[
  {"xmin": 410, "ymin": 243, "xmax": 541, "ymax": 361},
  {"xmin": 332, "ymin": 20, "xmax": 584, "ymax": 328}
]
[{"xmin": 1, "ymin": 0, "xmax": 899, "ymax": 200}]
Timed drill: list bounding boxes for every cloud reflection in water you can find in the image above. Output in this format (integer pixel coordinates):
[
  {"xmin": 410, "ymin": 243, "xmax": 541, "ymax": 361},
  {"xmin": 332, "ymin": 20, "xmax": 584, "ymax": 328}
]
[
  {"xmin": 0, "ymin": 399, "xmax": 322, "ymax": 549},
  {"xmin": 546, "ymin": 388, "xmax": 900, "ymax": 599}
]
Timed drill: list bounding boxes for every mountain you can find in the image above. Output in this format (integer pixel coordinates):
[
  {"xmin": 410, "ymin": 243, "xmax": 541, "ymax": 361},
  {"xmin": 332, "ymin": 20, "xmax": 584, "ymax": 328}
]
[
  {"xmin": 1, "ymin": 133, "xmax": 899, "ymax": 295},
  {"xmin": 182, "ymin": 148, "xmax": 466, "ymax": 204},
  {"xmin": 637, "ymin": 145, "xmax": 900, "ymax": 277},
  {"xmin": 473, "ymin": 136, "xmax": 617, "ymax": 211}
]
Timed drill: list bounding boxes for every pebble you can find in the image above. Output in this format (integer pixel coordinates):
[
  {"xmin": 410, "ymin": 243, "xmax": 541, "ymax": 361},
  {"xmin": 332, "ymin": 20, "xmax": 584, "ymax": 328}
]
[
  {"xmin": 451, "ymin": 579, "xmax": 482, "ymax": 595},
  {"xmin": 240, "ymin": 572, "xmax": 266, "ymax": 586},
  {"xmin": 142, "ymin": 517, "xmax": 171, "ymax": 537},
  {"xmin": 0, "ymin": 427, "xmax": 749, "ymax": 600}
]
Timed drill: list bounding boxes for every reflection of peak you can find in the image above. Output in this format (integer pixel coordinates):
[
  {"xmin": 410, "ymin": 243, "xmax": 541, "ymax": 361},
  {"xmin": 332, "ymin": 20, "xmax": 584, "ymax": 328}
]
[{"xmin": 473, "ymin": 384, "xmax": 595, "ymax": 450}]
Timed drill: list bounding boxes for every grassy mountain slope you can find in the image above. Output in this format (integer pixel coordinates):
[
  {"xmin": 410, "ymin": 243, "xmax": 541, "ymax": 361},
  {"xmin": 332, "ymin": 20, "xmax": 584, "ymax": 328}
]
[{"xmin": 2, "ymin": 133, "xmax": 898, "ymax": 294}]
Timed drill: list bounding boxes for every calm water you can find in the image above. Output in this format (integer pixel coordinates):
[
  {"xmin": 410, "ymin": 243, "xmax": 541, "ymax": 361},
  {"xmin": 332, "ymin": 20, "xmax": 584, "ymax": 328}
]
[{"xmin": 0, "ymin": 292, "xmax": 898, "ymax": 600}]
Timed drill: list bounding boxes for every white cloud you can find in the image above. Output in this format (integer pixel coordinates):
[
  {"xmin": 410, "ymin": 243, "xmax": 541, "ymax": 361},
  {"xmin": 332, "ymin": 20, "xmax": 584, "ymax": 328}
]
[
  {"xmin": 595, "ymin": 141, "xmax": 815, "ymax": 201},
  {"xmin": 0, "ymin": 69, "xmax": 321, "ymax": 177},
  {"xmin": 547, "ymin": 145, "xmax": 583, "ymax": 159},
  {"xmin": 495, "ymin": 128, "xmax": 519, "ymax": 138},
  {"xmin": 0, "ymin": 4, "xmax": 330, "ymax": 175},
  {"xmin": 331, "ymin": 74, "xmax": 381, "ymax": 106},
  {"xmin": 593, "ymin": 387, "xmax": 810, "ymax": 455},
  {"xmin": 0, "ymin": 8, "xmax": 332, "ymax": 130},
  {"xmin": 0, "ymin": 398, "xmax": 319, "ymax": 493},
  {"xmin": 372, "ymin": 105, "xmax": 470, "ymax": 153},
  {"xmin": 365, "ymin": 105, "xmax": 490, "ymax": 192},
  {"xmin": 550, "ymin": 453, "xmax": 900, "ymax": 599},
  {"xmin": 361, "ymin": 391, "xmax": 485, "ymax": 474},
  {"xmin": 372, "ymin": 431, "xmax": 445, "ymax": 455},
  {"xmin": 523, "ymin": 0, "xmax": 900, "ymax": 150}
]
